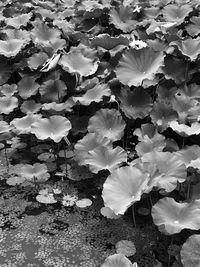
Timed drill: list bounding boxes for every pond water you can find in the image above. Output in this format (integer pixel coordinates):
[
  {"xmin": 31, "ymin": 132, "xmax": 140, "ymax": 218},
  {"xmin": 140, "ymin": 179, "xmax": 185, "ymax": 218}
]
[{"xmin": 0, "ymin": 175, "xmax": 159, "ymax": 267}]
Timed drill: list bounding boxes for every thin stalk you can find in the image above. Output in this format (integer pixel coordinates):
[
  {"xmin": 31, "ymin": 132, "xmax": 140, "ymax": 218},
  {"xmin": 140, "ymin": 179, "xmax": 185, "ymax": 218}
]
[
  {"xmin": 168, "ymin": 235, "xmax": 174, "ymax": 267},
  {"xmin": 187, "ymin": 180, "xmax": 191, "ymax": 200},
  {"xmin": 149, "ymin": 194, "xmax": 153, "ymax": 207},
  {"xmin": 132, "ymin": 204, "xmax": 137, "ymax": 228},
  {"xmin": 4, "ymin": 146, "xmax": 9, "ymax": 173}
]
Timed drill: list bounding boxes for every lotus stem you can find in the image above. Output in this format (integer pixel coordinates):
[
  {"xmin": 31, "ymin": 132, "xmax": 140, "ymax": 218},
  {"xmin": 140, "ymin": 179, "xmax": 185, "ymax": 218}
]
[
  {"xmin": 149, "ymin": 194, "xmax": 153, "ymax": 207},
  {"xmin": 4, "ymin": 146, "xmax": 9, "ymax": 173},
  {"xmin": 132, "ymin": 204, "xmax": 137, "ymax": 228},
  {"xmin": 167, "ymin": 235, "xmax": 174, "ymax": 267},
  {"xmin": 187, "ymin": 180, "xmax": 191, "ymax": 200}
]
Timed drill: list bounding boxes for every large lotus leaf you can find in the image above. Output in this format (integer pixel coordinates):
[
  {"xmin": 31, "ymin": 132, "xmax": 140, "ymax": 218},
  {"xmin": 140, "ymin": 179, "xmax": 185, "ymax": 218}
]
[
  {"xmin": 74, "ymin": 133, "xmax": 111, "ymax": 164},
  {"xmin": 152, "ymin": 197, "xmax": 200, "ymax": 234},
  {"xmin": 171, "ymin": 94, "xmax": 198, "ymax": 123},
  {"xmin": 91, "ymin": 34, "xmax": 129, "ymax": 55},
  {"xmin": 20, "ymin": 100, "xmax": 41, "ymax": 114},
  {"xmin": 0, "ymin": 84, "xmax": 17, "ymax": 97},
  {"xmin": 20, "ymin": 163, "xmax": 50, "ymax": 182},
  {"xmin": 186, "ymin": 16, "xmax": 200, "ymax": 37},
  {"xmin": 119, "ymin": 87, "xmax": 153, "ymax": 119},
  {"xmin": 39, "ymin": 79, "xmax": 67, "ymax": 103},
  {"xmin": 174, "ymin": 145, "xmax": 200, "ymax": 168},
  {"xmin": 6, "ymin": 13, "xmax": 32, "ymax": 29},
  {"xmin": 169, "ymin": 121, "xmax": 200, "ymax": 137},
  {"xmin": 162, "ymin": 4, "xmax": 192, "ymax": 25},
  {"xmin": 59, "ymin": 49, "xmax": 99, "ymax": 77},
  {"xmin": 150, "ymin": 100, "xmax": 178, "ymax": 130},
  {"xmin": 141, "ymin": 151, "xmax": 187, "ymax": 192},
  {"xmin": 102, "ymin": 165, "xmax": 149, "ymax": 215},
  {"xmin": 115, "ymin": 47, "xmax": 164, "ymax": 86},
  {"xmin": 42, "ymin": 100, "xmax": 74, "ymax": 112},
  {"xmin": 181, "ymin": 235, "xmax": 200, "ymax": 267},
  {"xmin": 162, "ymin": 55, "xmax": 191, "ymax": 84},
  {"xmin": 3, "ymin": 29, "xmax": 31, "ymax": 41},
  {"xmin": 0, "ymin": 96, "xmax": 18, "ymax": 114},
  {"xmin": 88, "ymin": 108, "xmax": 125, "ymax": 142},
  {"xmin": 73, "ymin": 84, "xmax": 111, "ymax": 105},
  {"xmin": 179, "ymin": 83, "xmax": 200, "ymax": 99},
  {"xmin": 134, "ymin": 124, "xmax": 157, "ymax": 140},
  {"xmin": 31, "ymin": 19, "xmax": 61, "ymax": 47},
  {"xmin": 170, "ymin": 38, "xmax": 200, "ymax": 61},
  {"xmin": 18, "ymin": 76, "xmax": 40, "ymax": 99},
  {"xmin": 109, "ymin": 6, "xmax": 137, "ymax": 33},
  {"xmin": 101, "ymin": 253, "xmax": 134, "ymax": 267},
  {"xmin": 10, "ymin": 114, "xmax": 42, "ymax": 134},
  {"xmin": 31, "ymin": 115, "xmax": 72, "ymax": 143},
  {"xmin": 83, "ymin": 146, "xmax": 127, "ymax": 173},
  {"xmin": 135, "ymin": 134, "xmax": 166, "ymax": 156},
  {"xmin": 0, "ymin": 38, "xmax": 28, "ymax": 57}
]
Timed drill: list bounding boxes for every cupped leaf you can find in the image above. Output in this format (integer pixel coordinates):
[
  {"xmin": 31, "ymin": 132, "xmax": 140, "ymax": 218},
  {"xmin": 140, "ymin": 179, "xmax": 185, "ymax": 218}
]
[
  {"xmin": 119, "ymin": 87, "xmax": 153, "ymax": 119},
  {"xmin": 73, "ymin": 84, "xmax": 111, "ymax": 106},
  {"xmin": 115, "ymin": 47, "xmax": 164, "ymax": 86},
  {"xmin": 109, "ymin": 5, "xmax": 136, "ymax": 32},
  {"xmin": 152, "ymin": 197, "xmax": 200, "ymax": 234},
  {"xmin": 11, "ymin": 114, "xmax": 42, "ymax": 134},
  {"xmin": 6, "ymin": 13, "xmax": 32, "ymax": 29},
  {"xmin": 74, "ymin": 132, "xmax": 111, "ymax": 164},
  {"xmin": 18, "ymin": 76, "xmax": 40, "ymax": 99},
  {"xmin": 150, "ymin": 100, "xmax": 178, "ymax": 130},
  {"xmin": 174, "ymin": 145, "xmax": 200, "ymax": 168},
  {"xmin": 170, "ymin": 38, "xmax": 200, "ymax": 61},
  {"xmin": 39, "ymin": 79, "xmax": 67, "ymax": 103},
  {"xmin": 0, "ymin": 96, "xmax": 18, "ymax": 114},
  {"xmin": 20, "ymin": 100, "xmax": 41, "ymax": 114},
  {"xmin": 162, "ymin": 55, "xmax": 190, "ymax": 84},
  {"xmin": 31, "ymin": 19, "xmax": 61, "ymax": 47},
  {"xmin": 27, "ymin": 52, "xmax": 49, "ymax": 70},
  {"xmin": 102, "ymin": 166, "xmax": 149, "ymax": 215},
  {"xmin": 186, "ymin": 16, "xmax": 200, "ymax": 37},
  {"xmin": 0, "ymin": 38, "xmax": 28, "ymax": 57},
  {"xmin": 84, "ymin": 146, "xmax": 127, "ymax": 173},
  {"xmin": 141, "ymin": 151, "xmax": 187, "ymax": 192},
  {"xmin": 88, "ymin": 108, "xmax": 125, "ymax": 142},
  {"xmin": 162, "ymin": 4, "xmax": 192, "ymax": 25},
  {"xmin": 91, "ymin": 34, "xmax": 129, "ymax": 55},
  {"xmin": 59, "ymin": 46, "xmax": 99, "ymax": 77},
  {"xmin": 169, "ymin": 121, "xmax": 200, "ymax": 137},
  {"xmin": 0, "ymin": 84, "xmax": 17, "ymax": 97},
  {"xmin": 31, "ymin": 115, "xmax": 72, "ymax": 143}
]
